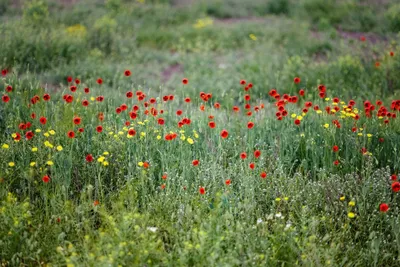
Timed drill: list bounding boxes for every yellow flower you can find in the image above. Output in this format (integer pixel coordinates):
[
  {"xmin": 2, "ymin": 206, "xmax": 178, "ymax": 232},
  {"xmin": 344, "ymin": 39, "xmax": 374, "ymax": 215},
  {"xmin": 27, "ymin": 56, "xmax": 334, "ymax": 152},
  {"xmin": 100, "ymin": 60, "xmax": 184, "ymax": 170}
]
[
  {"xmin": 56, "ymin": 145, "xmax": 63, "ymax": 151},
  {"xmin": 187, "ymin": 138, "xmax": 194, "ymax": 145},
  {"xmin": 297, "ymin": 116, "xmax": 303, "ymax": 121},
  {"xmin": 8, "ymin": 162, "xmax": 15, "ymax": 167},
  {"xmin": 284, "ymin": 197, "xmax": 289, "ymax": 201},
  {"xmin": 179, "ymin": 130, "xmax": 185, "ymax": 134},
  {"xmin": 30, "ymin": 162, "xmax": 36, "ymax": 167},
  {"xmin": 98, "ymin": 156, "xmax": 105, "ymax": 163},
  {"xmin": 340, "ymin": 196, "xmax": 345, "ymax": 201},
  {"xmin": 138, "ymin": 121, "xmax": 145, "ymax": 125},
  {"xmin": 11, "ymin": 133, "xmax": 17, "ymax": 138},
  {"xmin": 348, "ymin": 201, "xmax": 355, "ymax": 207},
  {"xmin": 180, "ymin": 135, "xmax": 186, "ymax": 141},
  {"xmin": 138, "ymin": 162, "xmax": 144, "ymax": 167},
  {"xmin": 2, "ymin": 144, "xmax": 9, "ymax": 149},
  {"xmin": 44, "ymin": 132, "xmax": 50, "ymax": 137},
  {"xmin": 300, "ymin": 133, "xmax": 305, "ymax": 138},
  {"xmin": 367, "ymin": 134, "xmax": 373, "ymax": 138},
  {"xmin": 357, "ymin": 133, "xmax": 363, "ymax": 136},
  {"xmin": 103, "ymin": 161, "xmax": 109, "ymax": 166},
  {"xmin": 35, "ymin": 129, "xmax": 41, "ymax": 133},
  {"xmin": 46, "ymin": 161, "xmax": 54, "ymax": 166},
  {"xmin": 90, "ymin": 97, "xmax": 95, "ymax": 101},
  {"xmin": 347, "ymin": 212, "xmax": 356, "ymax": 219},
  {"xmin": 140, "ymin": 132, "xmax": 146, "ymax": 137},
  {"xmin": 156, "ymin": 135, "xmax": 161, "ymax": 140},
  {"xmin": 249, "ymin": 33, "xmax": 257, "ymax": 41},
  {"xmin": 291, "ymin": 113, "xmax": 297, "ymax": 118},
  {"xmin": 108, "ymin": 132, "xmax": 114, "ymax": 135},
  {"xmin": 44, "ymin": 141, "xmax": 54, "ymax": 148},
  {"xmin": 316, "ymin": 110, "xmax": 322, "ymax": 114},
  {"xmin": 194, "ymin": 133, "xmax": 199, "ymax": 139},
  {"xmin": 123, "ymin": 127, "xmax": 128, "ymax": 131},
  {"xmin": 118, "ymin": 131, "xmax": 124, "ymax": 135},
  {"xmin": 325, "ymin": 98, "xmax": 330, "ymax": 101},
  {"xmin": 144, "ymin": 119, "xmax": 149, "ymax": 123},
  {"xmin": 49, "ymin": 130, "xmax": 56, "ymax": 135},
  {"xmin": 32, "ymin": 147, "xmax": 38, "ymax": 152},
  {"xmin": 323, "ymin": 123, "xmax": 329, "ymax": 128},
  {"xmin": 275, "ymin": 198, "xmax": 281, "ymax": 202},
  {"xmin": 103, "ymin": 151, "xmax": 109, "ymax": 156}
]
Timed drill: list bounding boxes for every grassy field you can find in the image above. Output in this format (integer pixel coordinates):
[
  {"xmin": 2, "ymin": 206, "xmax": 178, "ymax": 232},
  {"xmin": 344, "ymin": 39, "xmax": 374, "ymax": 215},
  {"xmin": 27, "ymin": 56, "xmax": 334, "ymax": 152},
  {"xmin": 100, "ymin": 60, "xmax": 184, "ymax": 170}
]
[{"xmin": 1, "ymin": 0, "xmax": 400, "ymax": 266}]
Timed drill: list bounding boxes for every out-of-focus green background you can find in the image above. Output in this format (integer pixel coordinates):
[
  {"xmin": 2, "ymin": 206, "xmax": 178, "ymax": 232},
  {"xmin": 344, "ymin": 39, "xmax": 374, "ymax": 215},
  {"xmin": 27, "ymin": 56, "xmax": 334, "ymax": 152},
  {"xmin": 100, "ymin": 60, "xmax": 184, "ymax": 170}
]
[{"xmin": 1, "ymin": 0, "xmax": 400, "ymax": 102}]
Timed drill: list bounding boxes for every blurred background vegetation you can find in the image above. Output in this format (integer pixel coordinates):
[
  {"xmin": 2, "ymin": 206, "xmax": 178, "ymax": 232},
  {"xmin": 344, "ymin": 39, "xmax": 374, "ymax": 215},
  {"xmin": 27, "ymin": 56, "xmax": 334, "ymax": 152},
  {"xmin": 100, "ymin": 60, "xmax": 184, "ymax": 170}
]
[{"xmin": 0, "ymin": 0, "xmax": 399, "ymax": 101}]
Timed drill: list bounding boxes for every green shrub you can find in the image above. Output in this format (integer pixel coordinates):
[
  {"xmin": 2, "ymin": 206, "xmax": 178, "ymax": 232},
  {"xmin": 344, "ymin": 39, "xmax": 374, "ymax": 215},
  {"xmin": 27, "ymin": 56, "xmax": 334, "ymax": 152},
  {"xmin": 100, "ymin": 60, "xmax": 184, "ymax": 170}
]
[
  {"xmin": 0, "ymin": 0, "xmax": 11, "ymax": 15},
  {"xmin": 267, "ymin": 0, "xmax": 289, "ymax": 15},
  {"xmin": 22, "ymin": 0, "xmax": 49, "ymax": 25},
  {"xmin": 386, "ymin": 4, "xmax": 400, "ymax": 32}
]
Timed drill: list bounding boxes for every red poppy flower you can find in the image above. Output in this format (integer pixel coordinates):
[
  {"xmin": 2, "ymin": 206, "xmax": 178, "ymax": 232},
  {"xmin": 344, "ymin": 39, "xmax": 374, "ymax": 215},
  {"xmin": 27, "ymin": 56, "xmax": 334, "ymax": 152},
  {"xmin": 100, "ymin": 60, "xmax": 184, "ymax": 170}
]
[
  {"xmin": 96, "ymin": 96, "xmax": 104, "ymax": 102},
  {"xmin": 260, "ymin": 172, "xmax": 267, "ymax": 179},
  {"xmin": 162, "ymin": 174, "xmax": 168, "ymax": 180},
  {"xmin": 31, "ymin": 113, "xmax": 36, "ymax": 119},
  {"xmin": 254, "ymin": 150, "xmax": 261, "ymax": 158},
  {"xmin": 214, "ymin": 102, "xmax": 220, "ymax": 109},
  {"xmin": 26, "ymin": 122, "xmax": 31, "ymax": 129},
  {"xmin": 157, "ymin": 118, "xmax": 165, "ymax": 125},
  {"xmin": 375, "ymin": 62, "xmax": 380, "ymax": 68},
  {"xmin": 66, "ymin": 95, "xmax": 74, "ymax": 103},
  {"xmin": 82, "ymin": 100, "xmax": 89, "ymax": 107},
  {"xmin": 86, "ymin": 154, "xmax": 93, "ymax": 162},
  {"xmin": 128, "ymin": 128, "xmax": 136, "ymax": 136},
  {"xmin": 225, "ymin": 179, "xmax": 231, "ymax": 185},
  {"xmin": 391, "ymin": 181, "xmax": 400, "ymax": 192},
  {"xmin": 143, "ymin": 162, "xmax": 150, "ymax": 168},
  {"xmin": 1, "ymin": 69, "xmax": 8, "ymax": 76},
  {"xmin": 240, "ymin": 80, "xmax": 246, "ymax": 85},
  {"xmin": 379, "ymin": 138, "xmax": 384, "ymax": 143},
  {"xmin": 192, "ymin": 160, "xmax": 199, "ymax": 166},
  {"xmin": 379, "ymin": 203, "xmax": 389, "ymax": 213},
  {"xmin": 182, "ymin": 78, "xmax": 188, "ymax": 85},
  {"xmin": 185, "ymin": 97, "xmax": 191, "ymax": 103},
  {"xmin": 208, "ymin": 121, "xmax": 216, "ymax": 129},
  {"xmin": 220, "ymin": 129, "xmax": 229, "ymax": 139},
  {"xmin": 42, "ymin": 175, "xmax": 50, "ymax": 183},
  {"xmin": 19, "ymin": 123, "xmax": 26, "ymax": 130},
  {"xmin": 244, "ymin": 94, "xmax": 250, "ymax": 101},
  {"xmin": 78, "ymin": 128, "xmax": 84, "ymax": 133},
  {"xmin": 391, "ymin": 174, "xmax": 398, "ymax": 181},
  {"xmin": 332, "ymin": 145, "xmax": 339, "ymax": 152},
  {"xmin": 124, "ymin": 70, "xmax": 131, "ymax": 76},
  {"xmin": 97, "ymin": 78, "xmax": 103, "ymax": 85},
  {"xmin": 39, "ymin": 117, "xmax": 47, "ymax": 125},
  {"xmin": 43, "ymin": 94, "xmax": 50, "ymax": 101},
  {"xmin": 67, "ymin": 131, "xmax": 75, "ymax": 138},
  {"xmin": 390, "ymin": 51, "xmax": 394, "ymax": 57},
  {"xmin": 72, "ymin": 117, "xmax": 81, "ymax": 125},
  {"xmin": 333, "ymin": 160, "xmax": 339, "ymax": 166},
  {"xmin": 247, "ymin": 121, "xmax": 254, "ymax": 129},
  {"xmin": 294, "ymin": 77, "xmax": 301, "ymax": 84},
  {"xmin": 161, "ymin": 184, "xmax": 166, "ymax": 190},
  {"xmin": 233, "ymin": 106, "xmax": 240, "ymax": 112},
  {"xmin": 14, "ymin": 132, "xmax": 21, "ymax": 141},
  {"xmin": 6, "ymin": 85, "xmax": 12, "ymax": 92},
  {"xmin": 96, "ymin": 126, "xmax": 103, "ymax": 133},
  {"xmin": 2, "ymin": 95, "xmax": 10, "ymax": 103},
  {"xmin": 75, "ymin": 79, "xmax": 80, "ymax": 84},
  {"xmin": 249, "ymin": 162, "xmax": 255, "ymax": 169},
  {"xmin": 240, "ymin": 152, "xmax": 247, "ymax": 159},
  {"xmin": 67, "ymin": 76, "xmax": 73, "ymax": 83},
  {"xmin": 126, "ymin": 91, "xmax": 133, "ymax": 98},
  {"xmin": 116, "ymin": 107, "xmax": 122, "ymax": 114},
  {"xmin": 70, "ymin": 85, "xmax": 77, "ymax": 92},
  {"xmin": 93, "ymin": 200, "xmax": 99, "ymax": 206},
  {"xmin": 294, "ymin": 119, "xmax": 301, "ymax": 125},
  {"xmin": 199, "ymin": 187, "xmax": 205, "ymax": 195},
  {"xmin": 25, "ymin": 131, "xmax": 34, "ymax": 140}
]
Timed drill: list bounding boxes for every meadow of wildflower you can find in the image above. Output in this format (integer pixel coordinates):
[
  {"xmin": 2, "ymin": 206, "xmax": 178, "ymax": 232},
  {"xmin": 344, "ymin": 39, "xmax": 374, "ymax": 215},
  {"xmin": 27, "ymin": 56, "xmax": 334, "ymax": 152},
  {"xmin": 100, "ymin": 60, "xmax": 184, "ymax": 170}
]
[{"xmin": 1, "ymin": 0, "xmax": 400, "ymax": 266}]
